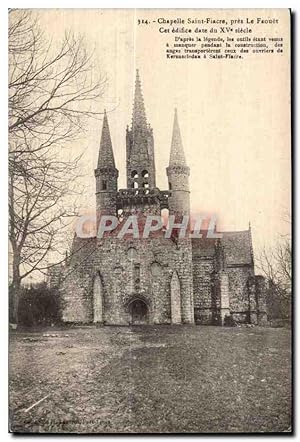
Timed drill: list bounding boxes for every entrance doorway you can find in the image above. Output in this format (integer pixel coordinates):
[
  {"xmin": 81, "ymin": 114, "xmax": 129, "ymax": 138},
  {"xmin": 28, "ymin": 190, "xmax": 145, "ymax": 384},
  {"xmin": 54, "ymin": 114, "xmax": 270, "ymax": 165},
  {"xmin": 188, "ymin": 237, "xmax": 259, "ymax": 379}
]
[{"xmin": 129, "ymin": 299, "xmax": 149, "ymax": 325}]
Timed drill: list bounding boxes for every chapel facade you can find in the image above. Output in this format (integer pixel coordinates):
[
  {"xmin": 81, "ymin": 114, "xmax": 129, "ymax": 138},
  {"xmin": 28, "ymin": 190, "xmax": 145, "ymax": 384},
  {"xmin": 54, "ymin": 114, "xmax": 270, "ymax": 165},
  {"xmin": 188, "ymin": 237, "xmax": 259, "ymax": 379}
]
[{"xmin": 51, "ymin": 71, "xmax": 267, "ymax": 326}]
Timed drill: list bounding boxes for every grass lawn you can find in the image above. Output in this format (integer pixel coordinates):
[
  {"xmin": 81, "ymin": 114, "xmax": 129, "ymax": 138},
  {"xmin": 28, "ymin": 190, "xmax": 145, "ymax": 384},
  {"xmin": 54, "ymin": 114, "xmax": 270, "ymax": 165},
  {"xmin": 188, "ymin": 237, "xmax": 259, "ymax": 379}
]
[{"xmin": 9, "ymin": 325, "xmax": 292, "ymax": 433}]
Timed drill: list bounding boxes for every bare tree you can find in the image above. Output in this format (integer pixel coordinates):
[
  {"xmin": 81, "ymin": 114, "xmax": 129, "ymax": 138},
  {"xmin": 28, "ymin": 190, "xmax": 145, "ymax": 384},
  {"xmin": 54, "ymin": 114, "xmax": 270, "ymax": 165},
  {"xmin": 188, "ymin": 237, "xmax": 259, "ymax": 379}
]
[
  {"xmin": 256, "ymin": 221, "xmax": 292, "ymax": 320},
  {"xmin": 257, "ymin": 240, "xmax": 291, "ymax": 294},
  {"xmin": 9, "ymin": 9, "xmax": 107, "ymax": 322}
]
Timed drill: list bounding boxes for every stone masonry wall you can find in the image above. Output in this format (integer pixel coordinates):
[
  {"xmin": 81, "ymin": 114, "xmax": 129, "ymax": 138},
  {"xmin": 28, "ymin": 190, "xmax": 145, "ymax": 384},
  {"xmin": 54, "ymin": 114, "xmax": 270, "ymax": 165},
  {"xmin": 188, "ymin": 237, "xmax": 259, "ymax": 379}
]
[
  {"xmin": 227, "ymin": 265, "xmax": 255, "ymax": 323},
  {"xmin": 192, "ymin": 239, "xmax": 257, "ymax": 325},
  {"xmin": 60, "ymin": 228, "xmax": 262, "ymax": 326},
  {"xmin": 60, "ymin": 234, "xmax": 194, "ymax": 325},
  {"xmin": 192, "ymin": 257, "xmax": 215, "ymax": 324}
]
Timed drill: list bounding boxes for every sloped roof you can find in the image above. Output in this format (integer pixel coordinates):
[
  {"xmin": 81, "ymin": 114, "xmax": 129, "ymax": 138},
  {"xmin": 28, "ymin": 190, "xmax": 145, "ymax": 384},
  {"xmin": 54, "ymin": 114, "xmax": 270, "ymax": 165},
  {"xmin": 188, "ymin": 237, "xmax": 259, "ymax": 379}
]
[
  {"xmin": 192, "ymin": 237, "xmax": 216, "ymax": 258},
  {"xmin": 192, "ymin": 230, "xmax": 253, "ymax": 265},
  {"xmin": 221, "ymin": 230, "xmax": 253, "ymax": 265}
]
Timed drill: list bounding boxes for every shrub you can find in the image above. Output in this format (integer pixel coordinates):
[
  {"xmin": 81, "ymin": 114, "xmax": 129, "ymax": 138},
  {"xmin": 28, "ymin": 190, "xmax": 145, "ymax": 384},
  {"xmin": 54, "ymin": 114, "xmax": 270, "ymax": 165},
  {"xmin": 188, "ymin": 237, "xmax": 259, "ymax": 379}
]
[
  {"xmin": 15, "ymin": 283, "xmax": 62, "ymax": 326},
  {"xmin": 223, "ymin": 314, "xmax": 237, "ymax": 327}
]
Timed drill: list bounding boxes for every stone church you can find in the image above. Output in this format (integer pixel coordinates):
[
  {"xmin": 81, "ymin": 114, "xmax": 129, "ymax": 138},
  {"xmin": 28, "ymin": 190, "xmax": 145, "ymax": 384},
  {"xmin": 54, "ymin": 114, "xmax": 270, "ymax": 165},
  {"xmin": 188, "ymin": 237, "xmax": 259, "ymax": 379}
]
[{"xmin": 52, "ymin": 70, "xmax": 267, "ymax": 326}]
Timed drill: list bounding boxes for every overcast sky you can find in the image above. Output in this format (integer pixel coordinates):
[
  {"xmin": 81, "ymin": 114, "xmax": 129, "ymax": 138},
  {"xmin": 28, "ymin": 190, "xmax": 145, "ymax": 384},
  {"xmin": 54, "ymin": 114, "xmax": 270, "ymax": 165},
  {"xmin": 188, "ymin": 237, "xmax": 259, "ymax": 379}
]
[{"xmin": 36, "ymin": 9, "xmax": 291, "ymax": 259}]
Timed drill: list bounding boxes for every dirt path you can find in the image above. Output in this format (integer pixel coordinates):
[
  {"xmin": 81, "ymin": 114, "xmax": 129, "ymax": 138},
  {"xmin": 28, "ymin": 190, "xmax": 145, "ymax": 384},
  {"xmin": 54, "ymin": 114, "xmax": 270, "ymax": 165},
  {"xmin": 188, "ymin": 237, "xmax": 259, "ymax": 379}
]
[{"xmin": 9, "ymin": 326, "xmax": 292, "ymax": 433}]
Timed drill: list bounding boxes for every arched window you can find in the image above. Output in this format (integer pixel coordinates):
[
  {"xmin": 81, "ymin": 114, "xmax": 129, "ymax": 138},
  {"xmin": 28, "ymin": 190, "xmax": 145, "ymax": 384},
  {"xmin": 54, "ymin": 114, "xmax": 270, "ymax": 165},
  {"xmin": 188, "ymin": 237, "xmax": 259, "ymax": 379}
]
[
  {"xmin": 102, "ymin": 180, "xmax": 107, "ymax": 190},
  {"xmin": 150, "ymin": 262, "xmax": 161, "ymax": 276},
  {"xmin": 169, "ymin": 182, "xmax": 172, "ymax": 190},
  {"xmin": 131, "ymin": 170, "xmax": 138, "ymax": 179},
  {"xmin": 142, "ymin": 170, "xmax": 149, "ymax": 178},
  {"xmin": 133, "ymin": 181, "xmax": 138, "ymax": 189},
  {"xmin": 127, "ymin": 247, "xmax": 137, "ymax": 260}
]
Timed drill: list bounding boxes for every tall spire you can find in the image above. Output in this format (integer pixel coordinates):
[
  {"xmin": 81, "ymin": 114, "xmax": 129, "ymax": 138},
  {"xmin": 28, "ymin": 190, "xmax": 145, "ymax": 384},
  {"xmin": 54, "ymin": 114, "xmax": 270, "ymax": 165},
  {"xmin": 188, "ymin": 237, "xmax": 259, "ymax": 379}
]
[
  {"xmin": 169, "ymin": 108, "xmax": 187, "ymax": 166},
  {"xmin": 126, "ymin": 70, "xmax": 156, "ymax": 189},
  {"xmin": 132, "ymin": 69, "xmax": 147, "ymax": 131},
  {"xmin": 97, "ymin": 110, "xmax": 115, "ymax": 168},
  {"xmin": 166, "ymin": 108, "xmax": 190, "ymax": 215}
]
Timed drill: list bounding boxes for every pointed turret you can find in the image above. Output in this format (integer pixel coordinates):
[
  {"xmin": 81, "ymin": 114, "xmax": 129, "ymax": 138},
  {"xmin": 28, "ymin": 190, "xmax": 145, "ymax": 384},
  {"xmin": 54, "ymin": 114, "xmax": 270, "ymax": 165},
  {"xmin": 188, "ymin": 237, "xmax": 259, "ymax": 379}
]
[
  {"xmin": 166, "ymin": 109, "xmax": 190, "ymax": 216},
  {"xmin": 94, "ymin": 110, "xmax": 118, "ymax": 221},
  {"xmin": 126, "ymin": 70, "xmax": 156, "ymax": 189},
  {"xmin": 169, "ymin": 108, "xmax": 187, "ymax": 167},
  {"xmin": 97, "ymin": 110, "xmax": 115, "ymax": 168}
]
